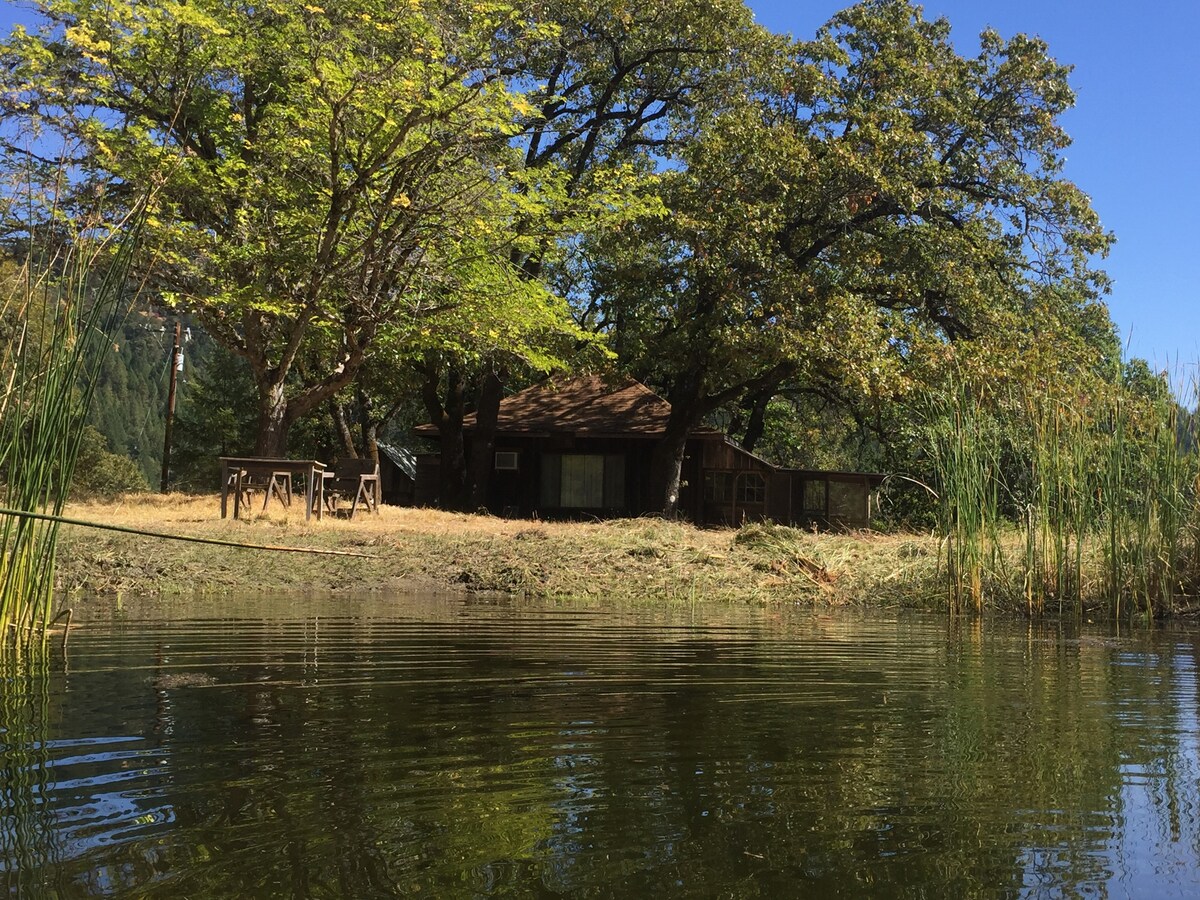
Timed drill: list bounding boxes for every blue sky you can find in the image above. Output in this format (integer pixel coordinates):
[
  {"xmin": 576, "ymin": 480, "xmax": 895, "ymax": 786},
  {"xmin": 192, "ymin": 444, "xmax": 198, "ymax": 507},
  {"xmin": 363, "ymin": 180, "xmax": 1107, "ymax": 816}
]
[
  {"xmin": 750, "ymin": 1, "xmax": 1200, "ymax": 383},
  {"xmin": 2, "ymin": 1, "xmax": 1195, "ymax": 380}
]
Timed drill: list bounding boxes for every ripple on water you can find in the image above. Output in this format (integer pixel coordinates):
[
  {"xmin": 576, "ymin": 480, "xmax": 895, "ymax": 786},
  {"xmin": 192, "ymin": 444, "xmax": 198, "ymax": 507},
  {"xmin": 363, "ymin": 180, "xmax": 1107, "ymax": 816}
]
[{"xmin": 3, "ymin": 598, "xmax": 1200, "ymax": 897}]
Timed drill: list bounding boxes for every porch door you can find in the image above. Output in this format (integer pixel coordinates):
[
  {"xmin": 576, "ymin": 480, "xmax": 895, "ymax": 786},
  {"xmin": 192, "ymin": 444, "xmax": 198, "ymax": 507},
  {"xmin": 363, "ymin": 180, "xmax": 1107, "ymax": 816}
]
[
  {"xmin": 540, "ymin": 454, "xmax": 626, "ymax": 509},
  {"xmin": 561, "ymin": 455, "xmax": 604, "ymax": 507}
]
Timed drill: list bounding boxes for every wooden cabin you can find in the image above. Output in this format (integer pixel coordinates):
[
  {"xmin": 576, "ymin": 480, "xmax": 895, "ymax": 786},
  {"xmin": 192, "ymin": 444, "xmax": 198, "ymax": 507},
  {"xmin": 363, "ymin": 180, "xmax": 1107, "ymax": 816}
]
[{"xmin": 413, "ymin": 375, "xmax": 885, "ymax": 528}]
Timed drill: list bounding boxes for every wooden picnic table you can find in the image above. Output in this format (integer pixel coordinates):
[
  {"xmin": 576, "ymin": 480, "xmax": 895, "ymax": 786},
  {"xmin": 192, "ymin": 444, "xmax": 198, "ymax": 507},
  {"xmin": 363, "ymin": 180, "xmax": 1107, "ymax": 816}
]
[{"xmin": 219, "ymin": 457, "xmax": 326, "ymax": 520}]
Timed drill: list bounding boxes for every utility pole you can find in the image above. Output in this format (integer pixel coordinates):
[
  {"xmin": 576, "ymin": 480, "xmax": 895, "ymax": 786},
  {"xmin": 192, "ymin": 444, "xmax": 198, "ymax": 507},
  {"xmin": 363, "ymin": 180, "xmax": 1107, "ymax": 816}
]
[{"xmin": 160, "ymin": 321, "xmax": 182, "ymax": 493}]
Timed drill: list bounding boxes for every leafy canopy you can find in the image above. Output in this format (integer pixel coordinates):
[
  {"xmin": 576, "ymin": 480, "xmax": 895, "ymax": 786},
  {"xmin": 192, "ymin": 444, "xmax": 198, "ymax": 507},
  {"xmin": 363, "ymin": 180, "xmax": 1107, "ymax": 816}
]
[{"xmin": 1, "ymin": 0, "xmax": 590, "ymax": 450}]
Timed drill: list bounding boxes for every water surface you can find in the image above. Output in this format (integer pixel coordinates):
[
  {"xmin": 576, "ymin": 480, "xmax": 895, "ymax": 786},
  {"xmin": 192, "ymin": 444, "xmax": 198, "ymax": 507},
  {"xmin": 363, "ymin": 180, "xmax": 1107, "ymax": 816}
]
[{"xmin": 3, "ymin": 594, "xmax": 1199, "ymax": 897}]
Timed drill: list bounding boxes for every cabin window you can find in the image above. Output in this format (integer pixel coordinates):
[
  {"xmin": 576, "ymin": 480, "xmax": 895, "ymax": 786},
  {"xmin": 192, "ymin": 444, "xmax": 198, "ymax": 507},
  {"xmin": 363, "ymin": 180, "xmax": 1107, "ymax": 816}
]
[
  {"xmin": 539, "ymin": 454, "xmax": 625, "ymax": 508},
  {"xmin": 737, "ymin": 473, "xmax": 766, "ymax": 503},
  {"xmin": 803, "ymin": 479, "xmax": 827, "ymax": 513},
  {"xmin": 562, "ymin": 454, "xmax": 604, "ymax": 507},
  {"xmin": 705, "ymin": 471, "xmax": 765, "ymax": 504},
  {"xmin": 494, "ymin": 451, "xmax": 519, "ymax": 471},
  {"xmin": 704, "ymin": 471, "xmax": 733, "ymax": 503},
  {"xmin": 829, "ymin": 480, "xmax": 865, "ymax": 519}
]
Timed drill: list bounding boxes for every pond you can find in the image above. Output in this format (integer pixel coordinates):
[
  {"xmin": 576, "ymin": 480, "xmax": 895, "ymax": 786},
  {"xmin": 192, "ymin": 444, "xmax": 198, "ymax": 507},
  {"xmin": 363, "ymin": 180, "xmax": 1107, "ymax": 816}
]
[{"xmin": 3, "ymin": 594, "xmax": 1200, "ymax": 897}]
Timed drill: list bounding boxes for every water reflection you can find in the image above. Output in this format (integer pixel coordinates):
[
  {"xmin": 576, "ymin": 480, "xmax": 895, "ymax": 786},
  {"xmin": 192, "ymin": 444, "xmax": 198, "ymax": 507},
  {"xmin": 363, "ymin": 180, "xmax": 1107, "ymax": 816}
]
[
  {"xmin": 3, "ymin": 597, "xmax": 1200, "ymax": 896},
  {"xmin": 0, "ymin": 648, "xmax": 60, "ymax": 897}
]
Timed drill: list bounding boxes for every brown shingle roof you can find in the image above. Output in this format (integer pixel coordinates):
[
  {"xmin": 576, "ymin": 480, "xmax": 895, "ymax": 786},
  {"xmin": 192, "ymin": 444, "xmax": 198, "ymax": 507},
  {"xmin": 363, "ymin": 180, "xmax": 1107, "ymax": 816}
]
[{"xmin": 415, "ymin": 374, "xmax": 719, "ymax": 437}]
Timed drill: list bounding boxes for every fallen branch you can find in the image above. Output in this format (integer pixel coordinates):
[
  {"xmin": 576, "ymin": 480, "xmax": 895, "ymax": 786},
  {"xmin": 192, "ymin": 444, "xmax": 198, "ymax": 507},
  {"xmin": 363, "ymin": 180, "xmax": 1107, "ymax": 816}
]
[{"xmin": 0, "ymin": 507, "xmax": 376, "ymax": 558}]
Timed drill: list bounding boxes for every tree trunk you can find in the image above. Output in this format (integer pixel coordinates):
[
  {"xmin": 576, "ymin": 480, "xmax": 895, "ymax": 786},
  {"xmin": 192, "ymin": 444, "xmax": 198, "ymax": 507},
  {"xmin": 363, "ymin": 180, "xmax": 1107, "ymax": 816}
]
[
  {"xmin": 331, "ymin": 401, "xmax": 357, "ymax": 457},
  {"xmin": 438, "ymin": 411, "xmax": 467, "ymax": 510},
  {"xmin": 648, "ymin": 372, "xmax": 709, "ymax": 517},
  {"xmin": 741, "ymin": 389, "xmax": 773, "ymax": 453},
  {"xmin": 254, "ymin": 381, "xmax": 290, "ymax": 456},
  {"xmin": 649, "ymin": 423, "xmax": 693, "ymax": 518},
  {"xmin": 363, "ymin": 422, "xmax": 379, "ymax": 463},
  {"xmin": 650, "ymin": 388, "xmax": 704, "ymax": 518},
  {"xmin": 420, "ymin": 358, "xmax": 468, "ymax": 510},
  {"xmin": 237, "ymin": 305, "xmax": 370, "ymax": 462},
  {"xmin": 467, "ymin": 369, "xmax": 504, "ymax": 511},
  {"xmin": 356, "ymin": 384, "xmax": 373, "ymax": 458}
]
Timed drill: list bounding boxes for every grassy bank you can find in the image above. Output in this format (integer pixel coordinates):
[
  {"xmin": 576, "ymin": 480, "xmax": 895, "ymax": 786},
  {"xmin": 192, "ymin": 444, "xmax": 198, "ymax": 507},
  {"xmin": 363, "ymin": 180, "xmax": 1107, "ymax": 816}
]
[{"xmin": 53, "ymin": 494, "xmax": 943, "ymax": 607}]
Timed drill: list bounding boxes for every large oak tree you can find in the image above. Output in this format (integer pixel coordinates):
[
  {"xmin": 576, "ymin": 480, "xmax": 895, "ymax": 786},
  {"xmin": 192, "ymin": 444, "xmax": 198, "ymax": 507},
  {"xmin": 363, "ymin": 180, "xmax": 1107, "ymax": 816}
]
[
  {"xmin": 585, "ymin": 0, "xmax": 1114, "ymax": 514},
  {"xmin": 415, "ymin": 0, "xmax": 763, "ymax": 509}
]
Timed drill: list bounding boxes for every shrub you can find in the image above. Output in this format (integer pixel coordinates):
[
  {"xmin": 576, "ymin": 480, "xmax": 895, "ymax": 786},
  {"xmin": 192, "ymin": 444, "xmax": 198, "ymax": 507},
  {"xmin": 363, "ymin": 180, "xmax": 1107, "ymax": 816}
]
[{"xmin": 71, "ymin": 426, "xmax": 149, "ymax": 497}]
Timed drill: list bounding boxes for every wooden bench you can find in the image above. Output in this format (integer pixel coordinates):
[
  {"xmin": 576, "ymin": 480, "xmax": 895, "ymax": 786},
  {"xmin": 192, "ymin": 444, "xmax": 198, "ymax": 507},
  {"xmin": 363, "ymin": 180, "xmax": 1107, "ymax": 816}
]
[
  {"xmin": 226, "ymin": 469, "xmax": 291, "ymax": 513},
  {"xmin": 321, "ymin": 458, "xmax": 380, "ymax": 518}
]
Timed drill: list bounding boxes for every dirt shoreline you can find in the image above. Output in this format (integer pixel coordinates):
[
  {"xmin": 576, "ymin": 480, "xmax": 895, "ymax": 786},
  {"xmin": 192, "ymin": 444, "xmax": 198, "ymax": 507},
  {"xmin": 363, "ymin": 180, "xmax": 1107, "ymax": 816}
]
[{"xmin": 51, "ymin": 493, "xmax": 943, "ymax": 607}]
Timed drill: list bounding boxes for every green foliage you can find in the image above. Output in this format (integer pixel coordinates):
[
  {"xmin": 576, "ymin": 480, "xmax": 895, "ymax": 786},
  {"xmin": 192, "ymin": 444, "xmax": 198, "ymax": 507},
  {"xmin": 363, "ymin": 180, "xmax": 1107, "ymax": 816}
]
[
  {"xmin": 84, "ymin": 312, "xmax": 177, "ymax": 484},
  {"xmin": 393, "ymin": 249, "xmax": 604, "ymax": 376},
  {"xmin": 169, "ymin": 342, "xmax": 259, "ymax": 490},
  {"xmin": 2, "ymin": 0, "xmax": 586, "ymax": 454},
  {"xmin": 168, "ymin": 338, "xmax": 341, "ymax": 489},
  {"xmin": 70, "ymin": 425, "xmax": 149, "ymax": 496},
  {"xmin": 580, "ymin": 0, "xmax": 1114, "ymax": 511}
]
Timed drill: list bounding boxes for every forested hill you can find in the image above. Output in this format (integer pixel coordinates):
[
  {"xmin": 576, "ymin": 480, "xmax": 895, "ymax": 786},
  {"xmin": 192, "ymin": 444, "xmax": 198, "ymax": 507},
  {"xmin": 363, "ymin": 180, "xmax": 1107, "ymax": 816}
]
[
  {"xmin": 86, "ymin": 307, "xmax": 174, "ymax": 487},
  {"xmin": 86, "ymin": 306, "xmax": 262, "ymax": 492}
]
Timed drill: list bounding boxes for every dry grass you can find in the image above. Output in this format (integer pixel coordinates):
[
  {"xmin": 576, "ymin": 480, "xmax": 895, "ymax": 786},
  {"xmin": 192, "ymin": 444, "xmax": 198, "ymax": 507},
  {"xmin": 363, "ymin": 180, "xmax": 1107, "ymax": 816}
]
[{"xmin": 52, "ymin": 494, "xmax": 945, "ymax": 607}]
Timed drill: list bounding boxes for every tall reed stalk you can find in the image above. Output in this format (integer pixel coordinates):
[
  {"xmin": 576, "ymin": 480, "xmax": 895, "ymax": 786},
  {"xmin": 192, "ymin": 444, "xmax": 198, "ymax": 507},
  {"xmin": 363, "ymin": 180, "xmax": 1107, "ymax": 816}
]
[
  {"xmin": 1020, "ymin": 394, "xmax": 1093, "ymax": 615},
  {"xmin": 927, "ymin": 381, "xmax": 1002, "ymax": 615},
  {"xmin": 0, "ymin": 196, "xmax": 141, "ymax": 645},
  {"xmin": 1097, "ymin": 387, "xmax": 1191, "ymax": 618},
  {"xmin": 927, "ymin": 369, "xmax": 1199, "ymax": 619}
]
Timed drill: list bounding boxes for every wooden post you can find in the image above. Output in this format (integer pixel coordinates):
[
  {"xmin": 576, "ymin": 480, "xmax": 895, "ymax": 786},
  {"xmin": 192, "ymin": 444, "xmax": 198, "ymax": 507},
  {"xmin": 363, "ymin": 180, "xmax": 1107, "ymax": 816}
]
[{"xmin": 160, "ymin": 321, "xmax": 182, "ymax": 493}]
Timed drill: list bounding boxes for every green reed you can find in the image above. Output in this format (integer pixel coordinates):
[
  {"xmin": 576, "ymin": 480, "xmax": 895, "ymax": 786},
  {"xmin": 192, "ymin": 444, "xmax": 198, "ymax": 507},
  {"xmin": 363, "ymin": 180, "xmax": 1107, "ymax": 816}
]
[
  {"xmin": 0, "ymin": 204, "xmax": 141, "ymax": 644},
  {"xmin": 1019, "ymin": 394, "xmax": 1094, "ymax": 615},
  {"xmin": 1097, "ymin": 386, "xmax": 1193, "ymax": 618},
  {"xmin": 928, "ymin": 372, "xmax": 1199, "ymax": 618},
  {"xmin": 927, "ymin": 381, "xmax": 1003, "ymax": 615}
]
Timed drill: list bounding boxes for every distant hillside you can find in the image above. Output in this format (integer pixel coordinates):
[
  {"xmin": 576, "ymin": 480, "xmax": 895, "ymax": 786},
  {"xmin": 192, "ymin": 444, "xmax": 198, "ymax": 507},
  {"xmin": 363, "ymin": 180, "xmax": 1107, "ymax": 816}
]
[{"xmin": 86, "ymin": 306, "xmax": 176, "ymax": 485}]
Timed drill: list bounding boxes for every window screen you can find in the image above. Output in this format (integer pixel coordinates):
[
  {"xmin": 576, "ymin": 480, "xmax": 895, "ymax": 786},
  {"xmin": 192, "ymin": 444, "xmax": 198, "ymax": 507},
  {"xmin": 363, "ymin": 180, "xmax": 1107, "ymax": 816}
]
[
  {"xmin": 541, "ymin": 454, "xmax": 626, "ymax": 508},
  {"xmin": 829, "ymin": 480, "xmax": 864, "ymax": 519},
  {"xmin": 803, "ymin": 479, "xmax": 827, "ymax": 513}
]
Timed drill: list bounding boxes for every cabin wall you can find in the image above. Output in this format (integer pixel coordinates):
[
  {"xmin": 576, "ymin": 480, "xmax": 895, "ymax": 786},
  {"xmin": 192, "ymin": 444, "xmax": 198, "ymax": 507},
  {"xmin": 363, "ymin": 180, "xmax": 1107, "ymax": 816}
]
[
  {"xmin": 695, "ymin": 439, "xmax": 775, "ymax": 526},
  {"xmin": 413, "ymin": 454, "xmax": 440, "ymax": 506},
  {"xmin": 379, "ymin": 463, "xmax": 413, "ymax": 505},
  {"xmin": 773, "ymin": 470, "xmax": 875, "ymax": 529},
  {"xmin": 470, "ymin": 435, "xmax": 663, "ymax": 519},
  {"xmin": 415, "ymin": 432, "xmax": 880, "ymax": 528},
  {"xmin": 766, "ymin": 473, "xmax": 792, "ymax": 522},
  {"xmin": 696, "ymin": 455, "xmax": 879, "ymax": 530}
]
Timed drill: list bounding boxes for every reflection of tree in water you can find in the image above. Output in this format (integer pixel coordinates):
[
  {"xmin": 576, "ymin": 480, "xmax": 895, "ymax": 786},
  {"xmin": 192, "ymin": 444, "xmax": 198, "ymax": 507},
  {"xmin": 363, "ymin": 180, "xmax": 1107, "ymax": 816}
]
[
  {"xmin": 0, "ymin": 648, "xmax": 63, "ymax": 896},
  {"xmin": 513, "ymin": 624, "xmax": 1200, "ymax": 897},
  {"xmin": 84, "ymin": 617, "xmax": 569, "ymax": 896},
  {"xmin": 8, "ymin": 613, "xmax": 1200, "ymax": 896}
]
